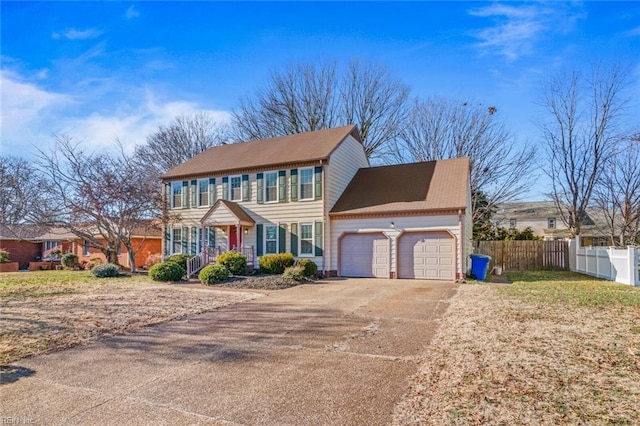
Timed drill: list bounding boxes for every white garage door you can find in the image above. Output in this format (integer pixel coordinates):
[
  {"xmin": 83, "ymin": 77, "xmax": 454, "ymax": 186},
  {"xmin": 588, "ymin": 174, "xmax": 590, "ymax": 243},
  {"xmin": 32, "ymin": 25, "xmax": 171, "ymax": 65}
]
[
  {"xmin": 398, "ymin": 232, "xmax": 454, "ymax": 280},
  {"xmin": 340, "ymin": 233, "xmax": 389, "ymax": 278}
]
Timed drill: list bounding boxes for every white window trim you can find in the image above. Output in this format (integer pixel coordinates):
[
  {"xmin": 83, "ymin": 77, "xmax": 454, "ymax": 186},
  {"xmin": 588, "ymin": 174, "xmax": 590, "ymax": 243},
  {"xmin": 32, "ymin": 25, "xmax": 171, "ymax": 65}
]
[
  {"xmin": 172, "ymin": 228, "xmax": 183, "ymax": 254},
  {"xmin": 264, "ymin": 171, "xmax": 279, "ymax": 204},
  {"xmin": 229, "ymin": 175, "xmax": 242, "ymax": 201},
  {"xmin": 299, "ymin": 167, "xmax": 314, "ymax": 201},
  {"xmin": 299, "ymin": 222, "xmax": 314, "ymax": 257},
  {"xmin": 171, "ymin": 182, "xmax": 183, "ymax": 209},
  {"xmin": 198, "ymin": 179, "xmax": 209, "ymax": 207},
  {"xmin": 264, "ymin": 224, "xmax": 278, "ymax": 255},
  {"xmin": 509, "ymin": 218, "xmax": 517, "ymax": 228},
  {"xmin": 548, "ymin": 218, "xmax": 556, "ymax": 229}
]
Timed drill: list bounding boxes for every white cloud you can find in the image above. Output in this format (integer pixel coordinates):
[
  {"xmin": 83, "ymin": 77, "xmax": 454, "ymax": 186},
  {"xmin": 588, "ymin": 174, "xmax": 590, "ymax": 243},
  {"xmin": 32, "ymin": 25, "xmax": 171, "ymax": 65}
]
[
  {"xmin": 125, "ymin": 5, "xmax": 140, "ymax": 19},
  {"xmin": 469, "ymin": 3, "xmax": 585, "ymax": 61},
  {"xmin": 52, "ymin": 28, "xmax": 103, "ymax": 40},
  {"xmin": 0, "ymin": 70, "xmax": 231, "ymax": 157},
  {"xmin": 626, "ymin": 26, "xmax": 640, "ymax": 37}
]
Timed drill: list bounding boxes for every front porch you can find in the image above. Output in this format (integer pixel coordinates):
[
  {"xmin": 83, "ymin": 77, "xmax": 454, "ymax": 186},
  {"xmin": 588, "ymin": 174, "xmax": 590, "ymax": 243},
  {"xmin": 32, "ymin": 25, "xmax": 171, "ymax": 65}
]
[{"xmin": 186, "ymin": 245, "xmax": 254, "ymax": 278}]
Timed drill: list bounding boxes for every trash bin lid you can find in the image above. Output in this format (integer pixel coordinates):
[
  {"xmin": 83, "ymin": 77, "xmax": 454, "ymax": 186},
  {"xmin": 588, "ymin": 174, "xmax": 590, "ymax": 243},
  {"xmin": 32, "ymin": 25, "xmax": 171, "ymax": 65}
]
[{"xmin": 470, "ymin": 254, "xmax": 491, "ymax": 259}]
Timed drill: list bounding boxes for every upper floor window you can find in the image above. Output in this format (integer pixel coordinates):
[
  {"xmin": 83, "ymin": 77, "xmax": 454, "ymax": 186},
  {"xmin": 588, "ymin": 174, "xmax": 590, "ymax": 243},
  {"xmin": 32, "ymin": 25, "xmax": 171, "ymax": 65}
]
[
  {"xmin": 300, "ymin": 223, "xmax": 314, "ymax": 256},
  {"xmin": 265, "ymin": 225, "xmax": 278, "ymax": 254},
  {"xmin": 265, "ymin": 172, "xmax": 278, "ymax": 203},
  {"xmin": 172, "ymin": 182, "xmax": 182, "ymax": 208},
  {"xmin": 299, "ymin": 168, "xmax": 314, "ymax": 200},
  {"xmin": 198, "ymin": 179, "xmax": 209, "ymax": 207},
  {"xmin": 229, "ymin": 175, "xmax": 242, "ymax": 201},
  {"xmin": 548, "ymin": 217, "xmax": 556, "ymax": 229},
  {"xmin": 509, "ymin": 218, "xmax": 517, "ymax": 228}
]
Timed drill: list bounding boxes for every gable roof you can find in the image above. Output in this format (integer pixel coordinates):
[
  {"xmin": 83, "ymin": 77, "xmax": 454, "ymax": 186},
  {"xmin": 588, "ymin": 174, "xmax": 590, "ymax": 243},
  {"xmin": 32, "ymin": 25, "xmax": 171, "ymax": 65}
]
[
  {"xmin": 496, "ymin": 201, "xmax": 596, "ymax": 226},
  {"xmin": 330, "ymin": 157, "xmax": 470, "ymax": 217},
  {"xmin": 163, "ymin": 125, "xmax": 362, "ymax": 180},
  {"xmin": 201, "ymin": 199, "xmax": 256, "ymax": 226}
]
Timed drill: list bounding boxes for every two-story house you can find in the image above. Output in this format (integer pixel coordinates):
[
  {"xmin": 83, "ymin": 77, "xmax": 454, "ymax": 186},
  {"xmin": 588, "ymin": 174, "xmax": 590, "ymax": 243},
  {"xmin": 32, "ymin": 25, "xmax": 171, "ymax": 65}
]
[{"xmin": 162, "ymin": 125, "xmax": 472, "ymax": 281}]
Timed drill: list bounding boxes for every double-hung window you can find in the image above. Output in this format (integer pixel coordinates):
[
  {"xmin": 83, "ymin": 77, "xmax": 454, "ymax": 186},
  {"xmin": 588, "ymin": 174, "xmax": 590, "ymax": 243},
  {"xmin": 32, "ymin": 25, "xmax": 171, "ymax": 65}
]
[
  {"xmin": 300, "ymin": 223, "xmax": 314, "ymax": 256},
  {"xmin": 299, "ymin": 168, "xmax": 314, "ymax": 200},
  {"xmin": 172, "ymin": 182, "xmax": 182, "ymax": 209},
  {"xmin": 509, "ymin": 218, "xmax": 517, "ymax": 228},
  {"xmin": 265, "ymin": 225, "xmax": 278, "ymax": 254},
  {"xmin": 229, "ymin": 175, "xmax": 242, "ymax": 201},
  {"xmin": 83, "ymin": 240, "xmax": 90, "ymax": 256},
  {"xmin": 198, "ymin": 179, "xmax": 209, "ymax": 207},
  {"xmin": 265, "ymin": 172, "xmax": 278, "ymax": 203},
  {"xmin": 172, "ymin": 228, "xmax": 182, "ymax": 254},
  {"xmin": 548, "ymin": 217, "xmax": 556, "ymax": 229}
]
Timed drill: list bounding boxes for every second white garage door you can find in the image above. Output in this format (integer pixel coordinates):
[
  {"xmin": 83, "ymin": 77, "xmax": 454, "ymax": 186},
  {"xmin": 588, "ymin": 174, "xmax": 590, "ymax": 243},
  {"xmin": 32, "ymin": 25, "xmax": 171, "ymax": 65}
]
[
  {"xmin": 398, "ymin": 231, "xmax": 454, "ymax": 280},
  {"xmin": 340, "ymin": 233, "xmax": 389, "ymax": 278}
]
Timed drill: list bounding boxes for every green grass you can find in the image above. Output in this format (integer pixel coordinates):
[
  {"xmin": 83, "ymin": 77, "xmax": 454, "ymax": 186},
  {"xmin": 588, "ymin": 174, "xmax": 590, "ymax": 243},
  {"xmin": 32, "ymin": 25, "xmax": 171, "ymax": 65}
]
[
  {"xmin": 0, "ymin": 270, "xmax": 151, "ymax": 298},
  {"xmin": 499, "ymin": 270, "xmax": 640, "ymax": 308}
]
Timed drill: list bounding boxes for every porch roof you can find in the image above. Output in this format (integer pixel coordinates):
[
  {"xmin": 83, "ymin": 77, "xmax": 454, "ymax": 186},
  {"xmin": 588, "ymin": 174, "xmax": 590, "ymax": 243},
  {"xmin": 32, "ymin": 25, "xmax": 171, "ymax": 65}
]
[{"xmin": 201, "ymin": 200, "xmax": 255, "ymax": 227}]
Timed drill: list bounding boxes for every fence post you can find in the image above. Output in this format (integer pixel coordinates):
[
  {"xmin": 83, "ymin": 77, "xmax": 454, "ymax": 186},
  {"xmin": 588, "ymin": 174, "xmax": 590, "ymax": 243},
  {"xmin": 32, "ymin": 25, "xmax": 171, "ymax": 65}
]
[
  {"xmin": 629, "ymin": 246, "xmax": 639, "ymax": 286},
  {"xmin": 568, "ymin": 237, "xmax": 578, "ymax": 272}
]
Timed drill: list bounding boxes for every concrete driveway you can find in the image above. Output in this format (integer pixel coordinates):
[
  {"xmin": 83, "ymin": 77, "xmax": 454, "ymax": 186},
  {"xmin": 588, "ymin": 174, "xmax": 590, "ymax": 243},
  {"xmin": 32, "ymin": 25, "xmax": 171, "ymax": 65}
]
[{"xmin": 1, "ymin": 278, "xmax": 458, "ymax": 425}]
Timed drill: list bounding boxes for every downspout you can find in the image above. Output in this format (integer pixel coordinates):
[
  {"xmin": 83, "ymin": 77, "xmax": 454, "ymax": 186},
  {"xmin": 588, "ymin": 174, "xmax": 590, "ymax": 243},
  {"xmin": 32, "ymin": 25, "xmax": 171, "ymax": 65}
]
[
  {"xmin": 321, "ymin": 159, "xmax": 328, "ymax": 275},
  {"xmin": 458, "ymin": 208, "xmax": 464, "ymax": 281}
]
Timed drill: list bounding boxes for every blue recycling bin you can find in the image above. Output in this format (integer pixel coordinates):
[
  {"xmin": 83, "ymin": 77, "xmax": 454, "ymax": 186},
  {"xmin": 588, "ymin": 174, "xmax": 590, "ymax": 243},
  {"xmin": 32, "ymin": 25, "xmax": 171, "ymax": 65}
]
[{"xmin": 469, "ymin": 254, "xmax": 491, "ymax": 281}]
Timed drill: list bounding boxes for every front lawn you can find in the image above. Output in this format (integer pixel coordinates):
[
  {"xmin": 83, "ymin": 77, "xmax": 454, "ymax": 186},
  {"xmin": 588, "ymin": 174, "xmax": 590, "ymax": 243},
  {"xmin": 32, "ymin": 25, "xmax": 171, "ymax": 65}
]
[
  {"xmin": 394, "ymin": 271, "xmax": 640, "ymax": 425},
  {"xmin": 0, "ymin": 271, "xmax": 262, "ymax": 365}
]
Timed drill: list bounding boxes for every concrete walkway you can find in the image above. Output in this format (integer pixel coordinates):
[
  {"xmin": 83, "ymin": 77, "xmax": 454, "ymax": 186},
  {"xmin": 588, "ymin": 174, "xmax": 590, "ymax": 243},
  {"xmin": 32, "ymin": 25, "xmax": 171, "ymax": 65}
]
[{"xmin": 1, "ymin": 279, "xmax": 458, "ymax": 425}]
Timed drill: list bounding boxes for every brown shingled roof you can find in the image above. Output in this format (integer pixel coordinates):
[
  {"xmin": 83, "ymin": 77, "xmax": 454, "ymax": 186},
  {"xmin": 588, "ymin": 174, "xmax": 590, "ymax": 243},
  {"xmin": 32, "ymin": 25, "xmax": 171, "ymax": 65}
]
[
  {"xmin": 330, "ymin": 157, "xmax": 470, "ymax": 216},
  {"xmin": 163, "ymin": 125, "xmax": 362, "ymax": 179}
]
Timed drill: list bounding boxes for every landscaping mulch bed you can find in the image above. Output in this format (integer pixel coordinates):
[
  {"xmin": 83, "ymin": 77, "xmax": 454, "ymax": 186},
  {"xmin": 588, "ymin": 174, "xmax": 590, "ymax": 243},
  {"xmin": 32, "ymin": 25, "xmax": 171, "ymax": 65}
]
[{"xmin": 213, "ymin": 274, "xmax": 315, "ymax": 290}]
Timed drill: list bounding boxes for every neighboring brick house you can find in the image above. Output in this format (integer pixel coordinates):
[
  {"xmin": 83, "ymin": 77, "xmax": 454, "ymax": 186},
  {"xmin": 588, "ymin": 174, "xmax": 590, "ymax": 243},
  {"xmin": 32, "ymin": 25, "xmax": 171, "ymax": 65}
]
[
  {"xmin": 0, "ymin": 225, "xmax": 162, "ymax": 270},
  {"xmin": 162, "ymin": 125, "xmax": 473, "ymax": 281}
]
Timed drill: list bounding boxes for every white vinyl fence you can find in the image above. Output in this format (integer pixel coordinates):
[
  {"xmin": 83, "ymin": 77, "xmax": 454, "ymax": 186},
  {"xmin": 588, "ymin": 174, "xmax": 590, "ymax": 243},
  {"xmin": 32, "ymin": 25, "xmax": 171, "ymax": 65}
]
[{"xmin": 569, "ymin": 237, "xmax": 640, "ymax": 286}]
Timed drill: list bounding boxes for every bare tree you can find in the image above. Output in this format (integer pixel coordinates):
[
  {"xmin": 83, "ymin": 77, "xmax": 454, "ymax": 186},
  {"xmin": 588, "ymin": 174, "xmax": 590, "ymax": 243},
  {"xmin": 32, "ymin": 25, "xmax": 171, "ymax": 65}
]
[
  {"xmin": 593, "ymin": 135, "xmax": 640, "ymax": 246},
  {"xmin": 540, "ymin": 64, "xmax": 631, "ymax": 236},
  {"xmin": 0, "ymin": 156, "xmax": 46, "ymax": 227},
  {"xmin": 341, "ymin": 60, "xmax": 409, "ymax": 159},
  {"xmin": 135, "ymin": 112, "xmax": 230, "ymax": 176},
  {"xmin": 37, "ymin": 135, "xmax": 164, "ymax": 271},
  {"xmin": 394, "ymin": 97, "xmax": 535, "ymax": 224},
  {"xmin": 231, "ymin": 60, "xmax": 410, "ymax": 159},
  {"xmin": 232, "ymin": 62, "xmax": 339, "ymax": 141}
]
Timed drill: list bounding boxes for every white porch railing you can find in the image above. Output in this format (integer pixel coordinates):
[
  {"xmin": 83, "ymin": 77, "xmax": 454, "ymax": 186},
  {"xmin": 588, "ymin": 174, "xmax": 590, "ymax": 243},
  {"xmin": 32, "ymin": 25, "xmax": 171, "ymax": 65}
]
[
  {"xmin": 186, "ymin": 246, "xmax": 255, "ymax": 278},
  {"xmin": 569, "ymin": 237, "xmax": 639, "ymax": 286}
]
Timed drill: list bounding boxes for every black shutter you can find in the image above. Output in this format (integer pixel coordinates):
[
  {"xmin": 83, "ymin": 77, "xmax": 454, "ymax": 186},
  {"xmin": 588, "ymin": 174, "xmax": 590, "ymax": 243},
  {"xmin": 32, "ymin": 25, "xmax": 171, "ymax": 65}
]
[
  {"xmin": 242, "ymin": 174, "xmax": 250, "ymax": 201},
  {"xmin": 256, "ymin": 224, "xmax": 263, "ymax": 256},
  {"xmin": 278, "ymin": 170, "xmax": 286, "ymax": 203},
  {"xmin": 208, "ymin": 178, "xmax": 216, "ymax": 206},
  {"xmin": 279, "ymin": 224, "xmax": 287, "ymax": 253},
  {"xmin": 290, "ymin": 169, "xmax": 298, "ymax": 202},
  {"xmin": 314, "ymin": 166, "xmax": 322, "ymax": 200},
  {"xmin": 222, "ymin": 177, "xmax": 229, "ymax": 200},
  {"xmin": 290, "ymin": 223, "xmax": 298, "ymax": 256},
  {"xmin": 257, "ymin": 173, "xmax": 264, "ymax": 204},
  {"xmin": 314, "ymin": 221, "xmax": 323, "ymax": 256}
]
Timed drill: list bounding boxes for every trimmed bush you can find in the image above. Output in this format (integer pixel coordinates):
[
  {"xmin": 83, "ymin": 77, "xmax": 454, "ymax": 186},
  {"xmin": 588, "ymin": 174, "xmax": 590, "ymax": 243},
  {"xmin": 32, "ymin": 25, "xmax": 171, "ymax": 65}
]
[
  {"xmin": 167, "ymin": 254, "xmax": 190, "ymax": 271},
  {"xmin": 91, "ymin": 263, "xmax": 120, "ymax": 278},
  {"xmin": 216, "ymin": 251, "xmax": 247, "ymax": 275},
  {"xmin": 295, "ymin": 259, "xmax": 318, "ymax": 277},
  {"xmin": 199, "ymin": 264, "xmax": 230, "ymax": 285},
  {"xmin": 61, "ymin": 253, "xmax": 79, "ymax": 269},
  {"xmin": 0, "ymin": 249, "xmax": 9, "ymax": 263},
  {"xmin": 149, "ymin": 261, "xmax": 185, "ymax": 282},
  {"xmin": 259, "ymin": 253, "xmax": 294, "ymax": 274},
  {"xmin": 283, "ymin": 266, "xmax": 305, "ymax": 281}
]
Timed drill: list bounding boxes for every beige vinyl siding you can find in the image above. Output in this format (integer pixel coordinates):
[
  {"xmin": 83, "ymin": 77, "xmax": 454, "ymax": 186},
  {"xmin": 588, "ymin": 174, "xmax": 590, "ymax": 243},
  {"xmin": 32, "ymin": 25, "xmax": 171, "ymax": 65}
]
[
  {"xmin": 330, "ymin": 214, "xmax": 463, "ymax": 278},
  {"xmin": 325, "ymin": 135, "xmax": 369, "ymax": 211},
  {"xmin": 167, "ymin": 172, "xmax": 325, "ymax": 266}
]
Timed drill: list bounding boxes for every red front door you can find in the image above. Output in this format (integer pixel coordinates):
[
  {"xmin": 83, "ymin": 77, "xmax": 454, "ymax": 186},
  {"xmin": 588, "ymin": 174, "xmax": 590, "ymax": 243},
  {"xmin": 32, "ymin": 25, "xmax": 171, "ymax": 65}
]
[{"xmin": 229, "ymin": 225, "xmax": 238, "ymax": 250}]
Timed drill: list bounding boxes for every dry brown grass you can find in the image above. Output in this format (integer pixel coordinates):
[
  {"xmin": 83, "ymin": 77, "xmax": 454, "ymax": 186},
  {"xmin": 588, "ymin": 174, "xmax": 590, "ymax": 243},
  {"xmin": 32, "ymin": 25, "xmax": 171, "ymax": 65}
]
[
  {"xmin": 393, "ymin": 272, "xmax": 640, "ymax": 425},
  {"xmin": 0, "ymin": 271, "xmax": 262, "ymax": 365}
]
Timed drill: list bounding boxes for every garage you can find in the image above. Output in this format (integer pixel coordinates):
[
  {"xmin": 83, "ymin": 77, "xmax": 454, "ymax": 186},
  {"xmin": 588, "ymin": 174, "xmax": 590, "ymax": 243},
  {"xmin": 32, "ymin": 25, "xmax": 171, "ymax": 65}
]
[
  {"xmin": 340, "ymin": 233, "xmax": 389, "ymax": 278},
  {"xmin": 397, "ymin": 231, "xmax": 454, "ymax": 280}
]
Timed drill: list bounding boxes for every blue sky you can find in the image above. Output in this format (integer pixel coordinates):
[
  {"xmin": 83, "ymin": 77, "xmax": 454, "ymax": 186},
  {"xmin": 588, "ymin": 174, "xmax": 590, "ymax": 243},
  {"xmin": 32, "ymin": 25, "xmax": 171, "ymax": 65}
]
[{"xmin": 1, "ymin": 1, "xmax": 639, "ymax": 177}]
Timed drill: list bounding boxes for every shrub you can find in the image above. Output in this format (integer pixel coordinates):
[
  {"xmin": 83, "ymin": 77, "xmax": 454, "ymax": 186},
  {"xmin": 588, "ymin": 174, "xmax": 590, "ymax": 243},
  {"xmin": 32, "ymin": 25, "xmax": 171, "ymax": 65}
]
[
  {"xmin": 199, "ymin": 264, "xmax": 230, "ymax": 285},
  {"xmin": 167, "ymin": 254, "xmax": 191, "ymax": 270},
  {"xmin": 149, "ymin": 261, "xmax": 185, "ymax": 282},
  {"xmin": 0, "ymin": 249, "xmax": 9, "ymax": 263},
  {"xmin": 61, "ymin": 253, "xmax": 79, "ymax": 269},
  {"xmin": 90, "ymin": 263, "xmax": 120, "ymax": 278},
  {"xmin": 259, "ymin": 253, "xmax": 295, "ymax": 274},
  {"xmin": 295, "ymin": 258, "xmax": 318, "ymax": 277},
  {"xmin": 216, "ymin": 251, "xmax": 247, "ymax": 275},
  {"xmin": 283, "ymin": 266, "xmax": 305, "ymax": 280}
]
